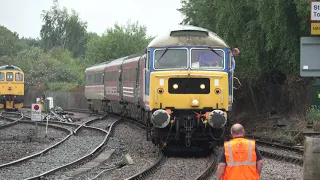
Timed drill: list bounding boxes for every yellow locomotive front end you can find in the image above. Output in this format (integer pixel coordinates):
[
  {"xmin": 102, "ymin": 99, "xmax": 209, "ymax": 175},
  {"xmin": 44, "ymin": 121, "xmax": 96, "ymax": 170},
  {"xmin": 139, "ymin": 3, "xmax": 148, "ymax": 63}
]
[
  {"xmin": 0, "ymin": 65, "xmax": 25, "ymax": 111},
  {"xmin": 149, "ymin": 71, "xmax": 229, "ymax": 111},
  {"xmin": 145, "ymin": 26, "xmax": 236, "ymax": 151}
]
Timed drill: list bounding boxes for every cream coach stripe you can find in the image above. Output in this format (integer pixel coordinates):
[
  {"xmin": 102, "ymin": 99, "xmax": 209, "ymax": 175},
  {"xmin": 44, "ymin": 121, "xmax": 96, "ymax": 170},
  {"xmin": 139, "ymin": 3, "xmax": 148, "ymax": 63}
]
[{"xmin": 226, "ymin": 140, "xmax": 256, "ymax": 167}]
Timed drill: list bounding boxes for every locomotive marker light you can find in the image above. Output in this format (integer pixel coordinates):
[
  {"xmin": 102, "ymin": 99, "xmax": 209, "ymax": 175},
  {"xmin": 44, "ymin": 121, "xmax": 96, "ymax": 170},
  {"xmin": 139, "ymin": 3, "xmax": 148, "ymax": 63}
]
[
  {"xmin": 200, "ymin": 84, "xmax": 205, "ymax": 89},
  {"xmin": 191, "ymin": 99, "xmax": 199, "ymax": 107},
  {"xmin": 151, "ymin": 109, "xmax": 170, "ymax": 128},
  {"xmin": 173, "ymin": 84, "xmax": 178, "ymax": 89},
  {"xmin": 208, "ymin": 110, "xmax": 227, "ymax": 129}
]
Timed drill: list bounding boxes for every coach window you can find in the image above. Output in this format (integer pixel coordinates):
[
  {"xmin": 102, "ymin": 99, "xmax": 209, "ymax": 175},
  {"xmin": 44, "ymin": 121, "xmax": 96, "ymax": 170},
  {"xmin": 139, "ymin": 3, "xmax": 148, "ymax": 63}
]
[
  {"xmin": 16, "ymin": 73, "xmax": 23, "ymax": 81},
  {"xmin": 0, "ymin": 72, "xmax": 4, "ymax": 81},
  {"xmin": 6, "ymin": 72, "xmax": 13, "ymax": 81}
]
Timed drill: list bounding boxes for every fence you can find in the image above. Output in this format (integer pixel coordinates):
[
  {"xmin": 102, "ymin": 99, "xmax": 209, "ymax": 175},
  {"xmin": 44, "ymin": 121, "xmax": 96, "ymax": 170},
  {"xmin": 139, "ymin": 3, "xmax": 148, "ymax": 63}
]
[{"xmin": 24, "ymin": 91, "xmax": 88, "ymax": 109}]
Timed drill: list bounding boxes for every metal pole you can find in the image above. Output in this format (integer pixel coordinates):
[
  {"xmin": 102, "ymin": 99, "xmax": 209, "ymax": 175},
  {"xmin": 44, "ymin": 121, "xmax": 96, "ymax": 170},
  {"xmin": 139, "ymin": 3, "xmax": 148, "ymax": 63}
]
[
  {"xmin": 45, "ymin": 114, "xmax": 49, "ymax": 138},
  {"xmin": 35, "ymin": 121, "xmax": 38, "ymax": 139}
]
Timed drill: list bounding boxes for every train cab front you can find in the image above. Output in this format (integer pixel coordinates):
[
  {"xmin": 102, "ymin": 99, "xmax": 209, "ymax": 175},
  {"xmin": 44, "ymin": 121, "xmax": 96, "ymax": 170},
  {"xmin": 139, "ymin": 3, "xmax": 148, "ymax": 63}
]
[{"xmin": 146, "ymin": 46, "xmax": 233, "ymax": 150}]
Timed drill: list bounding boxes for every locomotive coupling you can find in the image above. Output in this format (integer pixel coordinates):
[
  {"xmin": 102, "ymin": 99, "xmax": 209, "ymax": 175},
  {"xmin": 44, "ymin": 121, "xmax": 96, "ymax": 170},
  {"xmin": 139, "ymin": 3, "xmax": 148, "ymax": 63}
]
[
  {"xmin": 151, "ymin": 109, "xmax": 170, "ymax": 128},
  {"xmin": 208, "ymin": 110, "xmax": 227, "ymax": 129}
]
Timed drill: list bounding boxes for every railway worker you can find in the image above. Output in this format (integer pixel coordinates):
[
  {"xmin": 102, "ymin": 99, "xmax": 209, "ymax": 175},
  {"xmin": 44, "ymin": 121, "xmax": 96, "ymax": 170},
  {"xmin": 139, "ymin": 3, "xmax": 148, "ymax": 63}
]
[
  {"xmin": 230, "ymin": 48, "xmax": 240, "ymax": 72},
  {"xmin": 215, "ymin": 123, "xmax": 263, "ymax": 180}
]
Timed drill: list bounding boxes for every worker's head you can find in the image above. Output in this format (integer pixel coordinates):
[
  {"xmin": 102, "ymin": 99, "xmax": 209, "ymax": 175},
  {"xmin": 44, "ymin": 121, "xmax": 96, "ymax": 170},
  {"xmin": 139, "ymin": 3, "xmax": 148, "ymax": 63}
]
[
  {"xmin": 230, "ymin": 123, "xmax": 245, "ymax": 138},
  {"xmin": 232, "ymin": 48, "xmax": 240, "ymax": 56}
]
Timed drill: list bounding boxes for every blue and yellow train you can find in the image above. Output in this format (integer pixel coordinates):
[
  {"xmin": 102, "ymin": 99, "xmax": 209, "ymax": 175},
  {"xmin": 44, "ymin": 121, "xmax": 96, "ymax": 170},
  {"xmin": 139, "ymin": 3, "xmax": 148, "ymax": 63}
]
[
  {"xmin": 0, "ymin": 65, "xmax": 24, "ymax": 111},
  {"xmin": 85, "ymin": 25, "xmax": 239, "ymax": 152}
]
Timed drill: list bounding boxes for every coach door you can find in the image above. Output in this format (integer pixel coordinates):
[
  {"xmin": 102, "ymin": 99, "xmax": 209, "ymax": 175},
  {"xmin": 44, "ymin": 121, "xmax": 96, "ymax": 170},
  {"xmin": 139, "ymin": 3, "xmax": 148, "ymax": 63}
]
[{"xmin": 118, "ymin": 61, "xmax": 124, "ymax": 101}]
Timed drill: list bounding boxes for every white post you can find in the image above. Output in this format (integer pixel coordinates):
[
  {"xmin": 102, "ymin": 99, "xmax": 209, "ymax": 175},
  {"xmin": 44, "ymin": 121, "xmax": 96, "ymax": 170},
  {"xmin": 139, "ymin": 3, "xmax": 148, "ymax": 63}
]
[{"xmin": 45, "ymin": 115, "xmax": 49, "ymax": 138}]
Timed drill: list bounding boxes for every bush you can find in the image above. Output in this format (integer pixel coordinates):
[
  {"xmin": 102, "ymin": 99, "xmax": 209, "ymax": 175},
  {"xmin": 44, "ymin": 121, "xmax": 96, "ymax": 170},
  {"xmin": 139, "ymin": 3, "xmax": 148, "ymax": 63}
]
[{"xmin": 306, "ymin": 105, "xmax": 320, "ymax": 121}]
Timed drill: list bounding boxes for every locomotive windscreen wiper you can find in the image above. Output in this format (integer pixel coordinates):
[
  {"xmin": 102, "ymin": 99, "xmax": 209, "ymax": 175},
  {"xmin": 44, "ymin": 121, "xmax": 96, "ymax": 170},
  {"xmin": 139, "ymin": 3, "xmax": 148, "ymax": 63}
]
[
  {"xmin": 208, "ymin": 47, "xmax": 223, "ymax": 58},
  {"xmin": 156, "ymin": 47, "xmax": 169, "ymax": 62}
]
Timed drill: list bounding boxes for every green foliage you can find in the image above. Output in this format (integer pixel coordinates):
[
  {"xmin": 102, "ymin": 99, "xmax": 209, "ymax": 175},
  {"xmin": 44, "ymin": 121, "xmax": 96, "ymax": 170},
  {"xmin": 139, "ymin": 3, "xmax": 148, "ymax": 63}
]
[
  {"xmin": 45, "ymin": 82, "xmax": 78, "ymax": 92},
  {"xmin": 306, "ymin": 105, "xmax": 320, "ymax": 121},
  {"xmin": 178, "ymin": 0, "xmax": 310, "ymax": 84},
  {"xmin": 85, "ymin": 20, "xmax": 153, "ymax": 66},
  {"xmin": 20, "ymin": 37, "xmax": 42, "ymax": 48},
  {"xmin": 0, "ymin": 46, "xmax": 84, "ymax": 91},
  {"xmin": 40, "ymin": 0, "xmax": 88, "ymax": 58},
  {"xmin": 0, "ymin": 25, "xmax": 27, "ymax": 56}
]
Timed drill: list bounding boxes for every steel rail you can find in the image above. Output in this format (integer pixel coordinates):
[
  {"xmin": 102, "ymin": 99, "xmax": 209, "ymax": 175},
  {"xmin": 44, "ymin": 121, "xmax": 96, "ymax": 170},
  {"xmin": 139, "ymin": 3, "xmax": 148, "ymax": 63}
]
[
  {"xmin": 0, "ymin": 120, "xmax": 72, "ymax": 168},
  {"xmin": 124, "ymin": 152, "xmax": 166, "ymax": 180},
  {"xmin": 25, "ymin": 117, "xmax": 121, "ymax": 180},
  {"xmin": 195, "ymin": 152, "xmax": 218, "ymax": 180}
]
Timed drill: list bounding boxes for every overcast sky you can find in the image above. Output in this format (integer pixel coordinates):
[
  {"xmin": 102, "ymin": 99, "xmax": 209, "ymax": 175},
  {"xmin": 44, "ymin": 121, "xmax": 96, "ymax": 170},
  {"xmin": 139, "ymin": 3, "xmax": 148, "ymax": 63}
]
[{"xmin": 0, "ymin": 0, "xmax": 184, "ymax": 38}]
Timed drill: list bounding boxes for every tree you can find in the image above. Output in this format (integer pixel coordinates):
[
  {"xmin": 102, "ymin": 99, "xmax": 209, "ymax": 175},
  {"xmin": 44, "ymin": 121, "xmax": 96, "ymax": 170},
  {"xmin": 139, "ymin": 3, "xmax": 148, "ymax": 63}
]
[
  {"xmin": 40, "ymin": 0, "xmax": 88, "ymax": 58},
  {"xmin": 0, "ymin": 25, "xmax": 26, "ymax": 56},
  {"xmin": 85, "ymin": 20, "xmax": 153, "ymax": 65},
  {"xmin": 20, "ymin": 37, "xmax": 42, "ymax": 47},
  {"xmin": 178, "ymin": 0, "xmax": 312, "ymax": 114}
]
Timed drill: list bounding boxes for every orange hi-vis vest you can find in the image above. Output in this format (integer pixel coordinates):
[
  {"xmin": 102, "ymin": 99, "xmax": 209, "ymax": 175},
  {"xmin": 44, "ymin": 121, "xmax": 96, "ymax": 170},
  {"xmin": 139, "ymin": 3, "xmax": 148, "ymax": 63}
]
[{"xmin": 222, "ymin": 138, "xmax": 260, "ymax": 180}]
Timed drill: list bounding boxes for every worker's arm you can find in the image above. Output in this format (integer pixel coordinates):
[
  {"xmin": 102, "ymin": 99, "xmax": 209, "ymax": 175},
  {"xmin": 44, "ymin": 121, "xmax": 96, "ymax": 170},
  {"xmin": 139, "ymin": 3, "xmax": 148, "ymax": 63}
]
[
  {"xmin": 255, "ymin": 145, "xmax": 263, "ymax": 176},
  {"xmin": 256, "ymin": 159, "xmax": 263, "ymax": 175},
  {"xmin": 216, "ymin": 147, "xmax": 226, "ymax": 180},
  {"xmin": 216, "ymin": 163, "xmax": 226, "ymax": 180}
]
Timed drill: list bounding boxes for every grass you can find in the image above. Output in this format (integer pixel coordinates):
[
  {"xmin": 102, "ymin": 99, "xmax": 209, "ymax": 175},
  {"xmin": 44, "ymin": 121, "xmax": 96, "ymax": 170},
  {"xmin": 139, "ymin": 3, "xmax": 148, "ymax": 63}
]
[{"xmin": 306, "ymin": 105, "xmax": 320, "ymax": 122}]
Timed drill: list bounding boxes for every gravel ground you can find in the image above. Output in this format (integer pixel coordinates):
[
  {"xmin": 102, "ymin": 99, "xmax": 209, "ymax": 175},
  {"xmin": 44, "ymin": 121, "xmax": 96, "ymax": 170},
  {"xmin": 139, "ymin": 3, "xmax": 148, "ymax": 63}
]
[
  {"xmin": 0, "ymin": 122, "xmax": 68, "ymax": 165},
  {"xmin": 0, "ymin": 118, "xmax": 12, "ymax": 126},
  {"xmin": 65, "ymin": 121, "xmax": 158, "ymax": 180},
  {"xmin": 258, "ymin": 145, "xmax": 302, "ymax": 160},
  {"xmin": 0, "ymin": 128, "xmax": 105, "ymax": 180},
  {"xmin": 146, "ymin": 157, "xmax": 211, "ymax": 180},
  {"xmin": 43, "ymin": 117, "xmax": 119, "ymax": 179}
]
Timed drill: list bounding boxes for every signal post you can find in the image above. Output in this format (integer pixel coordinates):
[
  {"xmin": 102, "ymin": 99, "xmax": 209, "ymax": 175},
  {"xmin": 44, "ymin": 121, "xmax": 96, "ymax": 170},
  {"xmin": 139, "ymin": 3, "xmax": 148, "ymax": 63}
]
[{"xmin": 31, "ymin": 103, "xmax": 42, "ymax": 138}]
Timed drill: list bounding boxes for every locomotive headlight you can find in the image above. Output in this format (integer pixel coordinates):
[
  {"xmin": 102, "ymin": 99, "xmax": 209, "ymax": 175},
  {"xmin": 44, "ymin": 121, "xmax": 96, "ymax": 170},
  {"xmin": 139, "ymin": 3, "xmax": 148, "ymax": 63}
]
[
  {"xmin": 173, "ymin": 84, "xmax": 178, "ymax": 89},
  {"xmin": 200, "ymin": 84, "xmax": 205, "ymax": 89},
  {"xmin": 191, "ymin": 99, "xmax": 199, "ymax": 107}
]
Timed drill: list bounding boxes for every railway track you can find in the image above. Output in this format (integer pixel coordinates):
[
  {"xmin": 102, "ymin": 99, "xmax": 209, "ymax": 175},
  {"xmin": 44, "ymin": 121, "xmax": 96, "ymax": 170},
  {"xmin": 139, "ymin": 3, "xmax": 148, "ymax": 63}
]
[
  {"xmin": 18, "ymin": 107, "xmax": 304, "ymax": 178},
  {"xmin": 0, "ymin": 111, "xmax": 25, "ymax": 127},
  {"xmin": 0, "ymin": 111, "xmax": 121, "ymax": 180},
  {"xmin": 254, "ymin": 139, "xmax": 303, "ymax": 166},
  {"xmin": 125, "ymin": 150, "xmax": 218, "ymax": 180}
]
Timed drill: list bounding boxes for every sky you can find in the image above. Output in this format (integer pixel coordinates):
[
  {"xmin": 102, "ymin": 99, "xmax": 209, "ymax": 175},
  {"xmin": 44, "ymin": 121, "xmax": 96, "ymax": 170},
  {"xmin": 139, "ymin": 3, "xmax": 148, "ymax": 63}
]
[{"xmin": 0, "ymin": 0, "xmax": 184, "ymax": 38}]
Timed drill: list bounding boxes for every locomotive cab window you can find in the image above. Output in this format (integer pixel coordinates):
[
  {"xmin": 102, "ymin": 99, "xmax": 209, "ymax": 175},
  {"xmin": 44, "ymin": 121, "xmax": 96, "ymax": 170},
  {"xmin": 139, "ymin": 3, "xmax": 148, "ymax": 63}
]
[
  {"xmin": 154, "ymin": 48, "xmax": 187, "ymax": 69},
  {"xmin": 6, "ymin": 72, "xmax": 13, "ymax": 81},
  {"xmin": 0, "ymin": 72, "xmax": 4, "ymax": 81},
  {"xmin": 15, "ymin": 73, "xmax": 23, "ymax": 81},
  {"xmin": 191, "ymin": 48, "xmax": 224, "ymax": 70}
]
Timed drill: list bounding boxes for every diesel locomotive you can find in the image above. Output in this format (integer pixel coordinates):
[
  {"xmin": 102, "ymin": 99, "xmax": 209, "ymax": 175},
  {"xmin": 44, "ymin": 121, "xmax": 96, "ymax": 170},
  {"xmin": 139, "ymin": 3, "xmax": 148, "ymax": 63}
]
[
  {"xmin": 0, "ymin": 65, "xmax": 25, "ymax": 111},
  {"xmin": 85, "ymin": 25, "xmax": 238, "ymax": 151}
]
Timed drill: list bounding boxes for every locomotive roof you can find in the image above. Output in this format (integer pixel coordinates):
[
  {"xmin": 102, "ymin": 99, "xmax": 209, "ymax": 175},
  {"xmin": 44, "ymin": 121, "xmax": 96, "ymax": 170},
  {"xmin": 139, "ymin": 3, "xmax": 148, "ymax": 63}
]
[
  {"xmin": 148, "ymin": 25, "xmax": 230, "ymax": 48},
  {"xmin": 0, "ymin": 65, "xmax": 22, "ymax": 71}
]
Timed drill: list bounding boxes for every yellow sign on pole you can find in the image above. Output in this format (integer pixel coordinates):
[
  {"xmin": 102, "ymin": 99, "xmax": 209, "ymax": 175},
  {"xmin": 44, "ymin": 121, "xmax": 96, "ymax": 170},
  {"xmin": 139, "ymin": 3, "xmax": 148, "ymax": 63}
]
[{"xmin": 311, "ymin": 23, "xmax": 320, "ymax": 35}]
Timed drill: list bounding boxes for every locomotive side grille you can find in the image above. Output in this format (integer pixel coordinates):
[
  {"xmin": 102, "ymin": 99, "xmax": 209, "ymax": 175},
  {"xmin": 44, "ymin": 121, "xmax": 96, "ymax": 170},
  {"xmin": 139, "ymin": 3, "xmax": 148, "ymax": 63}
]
[{"xmin": 168, "ymin": 78, "xmax": 210, "ymax": 94}]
